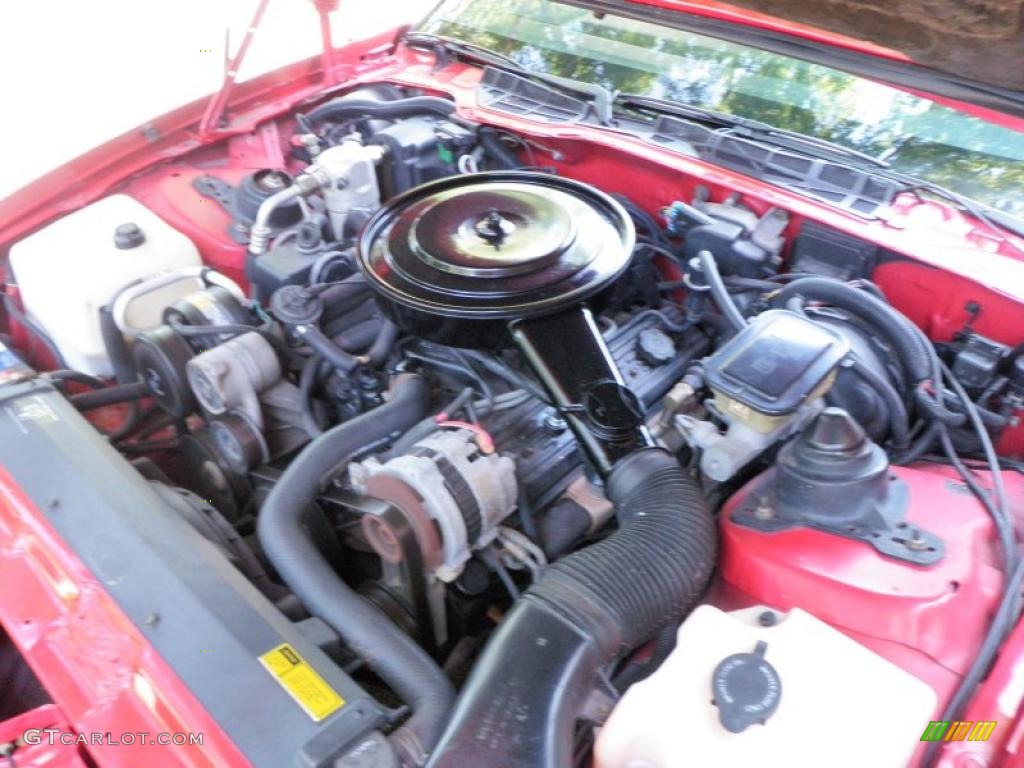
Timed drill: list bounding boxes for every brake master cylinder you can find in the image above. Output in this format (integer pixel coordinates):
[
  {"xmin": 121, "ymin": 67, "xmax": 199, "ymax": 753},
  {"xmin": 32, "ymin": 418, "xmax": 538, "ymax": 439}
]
[{"xmin": 680, "ymin": 310, "xmax": 849, "ymax": 481}]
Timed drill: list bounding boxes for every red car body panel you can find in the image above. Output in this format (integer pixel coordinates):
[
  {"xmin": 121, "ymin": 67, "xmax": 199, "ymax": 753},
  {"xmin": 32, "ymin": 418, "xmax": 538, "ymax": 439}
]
[
  {"xmin": 2, "ymin": 3, "xmax": 1024, "ymax": 766},
  {"xmin": 0, "ymin": 467, "xmax": 251, "ymax": 767},
  {"xmin": 723, "ymin": 461, "xmax": 1024, "ymax": 766},
  {"xmin": 0, "ymin": 706, "xmax": 90, "ymax": 768}
]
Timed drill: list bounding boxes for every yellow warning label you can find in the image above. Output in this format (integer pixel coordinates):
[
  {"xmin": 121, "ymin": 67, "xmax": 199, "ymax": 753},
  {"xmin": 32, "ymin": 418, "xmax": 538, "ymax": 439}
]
[{"xmin": 259, "ymin": 643, "xmax": 345, "ymax": 722}]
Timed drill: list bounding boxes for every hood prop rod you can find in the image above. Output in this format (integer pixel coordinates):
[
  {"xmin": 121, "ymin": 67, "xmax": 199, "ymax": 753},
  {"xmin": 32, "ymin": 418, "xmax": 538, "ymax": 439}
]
[{"xmin": 199, "ymin": 0, "xmax": 339, "ymax": 138}]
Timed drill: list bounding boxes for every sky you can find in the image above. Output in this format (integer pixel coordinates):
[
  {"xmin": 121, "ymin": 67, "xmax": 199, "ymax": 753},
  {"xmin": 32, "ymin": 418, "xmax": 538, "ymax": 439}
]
[{"xmin": 0, "ymin": 0, "xmax": 436, "ymax": 199}]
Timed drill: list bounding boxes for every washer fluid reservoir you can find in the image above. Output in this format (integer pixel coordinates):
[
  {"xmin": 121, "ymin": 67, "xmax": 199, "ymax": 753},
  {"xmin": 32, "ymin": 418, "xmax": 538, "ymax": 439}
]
[{"xmin": 595, "ymin": 605, "xmax": 935, "ymax": 768}]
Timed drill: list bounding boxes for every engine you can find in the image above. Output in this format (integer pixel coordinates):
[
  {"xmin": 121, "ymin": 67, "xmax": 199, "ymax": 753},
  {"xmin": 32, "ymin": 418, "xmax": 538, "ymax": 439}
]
[{"xmin": 3, "ymin": 86, "xmax": 1022, "ymax": 768}]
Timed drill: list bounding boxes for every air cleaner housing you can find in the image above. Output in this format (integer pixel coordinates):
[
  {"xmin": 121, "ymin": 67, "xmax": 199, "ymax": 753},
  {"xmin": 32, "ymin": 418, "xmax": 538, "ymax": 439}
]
[{"xmin": 356, "ymin": 171, "xmax": 634, "ymax": 346}]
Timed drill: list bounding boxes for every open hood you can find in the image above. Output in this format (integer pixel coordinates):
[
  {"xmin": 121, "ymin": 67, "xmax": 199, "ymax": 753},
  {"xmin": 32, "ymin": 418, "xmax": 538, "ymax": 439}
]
[{"xmin": 618, "ymin": 0, "xmax": 1023, "ymax": 104}]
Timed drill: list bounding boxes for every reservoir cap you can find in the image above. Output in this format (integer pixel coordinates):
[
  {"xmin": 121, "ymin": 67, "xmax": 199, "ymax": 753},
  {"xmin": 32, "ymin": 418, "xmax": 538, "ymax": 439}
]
[
  {"xmin": 114, "ymin": 222, "xmax": 146, "ymax": 249},
  {"xmin": 711, "ymin": 640, "xmax": 782, "ymax": 733}
]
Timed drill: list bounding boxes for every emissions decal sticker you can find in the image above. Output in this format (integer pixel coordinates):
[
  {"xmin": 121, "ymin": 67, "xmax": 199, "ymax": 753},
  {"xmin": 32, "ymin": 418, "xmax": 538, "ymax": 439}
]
[{"xmin": 258, "ymin": 643, "xmax": 345, "ymax": 722}]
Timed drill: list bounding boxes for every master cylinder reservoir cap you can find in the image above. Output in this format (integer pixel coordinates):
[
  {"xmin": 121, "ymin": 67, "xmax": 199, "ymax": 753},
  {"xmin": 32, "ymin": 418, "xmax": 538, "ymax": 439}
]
[{"xmin": 711, "ymin": 640, "xmax": 782, "ymax": 733}]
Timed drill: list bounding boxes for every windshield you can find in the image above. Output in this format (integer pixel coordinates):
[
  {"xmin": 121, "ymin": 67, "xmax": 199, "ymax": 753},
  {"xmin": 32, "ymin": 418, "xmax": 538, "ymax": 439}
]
[{"xmin": 419, "ymin": 0, "xmax": 1024, "ymax": 218}]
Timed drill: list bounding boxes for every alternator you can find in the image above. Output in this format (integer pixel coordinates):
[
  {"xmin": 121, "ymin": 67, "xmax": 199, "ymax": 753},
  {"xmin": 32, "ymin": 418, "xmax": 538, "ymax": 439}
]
[{"xmin": 351, "ymin": 428, "xmax": 517, "ymax": 581}]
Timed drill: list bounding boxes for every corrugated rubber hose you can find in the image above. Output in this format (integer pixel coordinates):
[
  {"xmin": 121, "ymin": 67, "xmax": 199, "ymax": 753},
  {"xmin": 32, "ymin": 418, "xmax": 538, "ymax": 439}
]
[{"xmin": 426, "ymin": 448, "xmax": 717, "ymax": 767}]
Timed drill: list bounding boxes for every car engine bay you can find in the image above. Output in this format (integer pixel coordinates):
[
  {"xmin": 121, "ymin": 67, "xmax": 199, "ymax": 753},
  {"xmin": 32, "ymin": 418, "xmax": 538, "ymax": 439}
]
[{"xmin": 2, "ymin": 81, "xmax": 1024, "ymax": 767}]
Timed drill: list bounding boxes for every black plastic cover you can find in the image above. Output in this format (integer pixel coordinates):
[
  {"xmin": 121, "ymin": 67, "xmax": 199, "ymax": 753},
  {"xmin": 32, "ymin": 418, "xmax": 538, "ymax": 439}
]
[
  {"xmin": 651, "ymin": 115, "xmax": 899, "ymax": 217},
  {"xmin": 683, "ymin": 220, "xmax": 774, "ymax": 278},
  {"xmin": 704, "ymin": 310, "xmax": 849, "ymax": 416},
  {"xmin": 791, "ymin": 220, "xmax": 878, "ymax": 279},
  {"xmin": 368, "ymin": 117, "xmax": 468, "ymax": 199},
  {"xmin": 248, "ymin": 241, "xmax": 319, "ymax": 301},
  {"xmin": 952, "ymin": 332, "xmax": 1008, "ymax": 394},
  {"xmin": 476, "ymin": 66, "xmax": 589, "ymax": 123}
]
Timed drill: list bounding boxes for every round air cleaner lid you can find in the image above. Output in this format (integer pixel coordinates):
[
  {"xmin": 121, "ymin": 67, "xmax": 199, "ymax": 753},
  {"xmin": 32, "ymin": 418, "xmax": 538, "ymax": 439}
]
[{"xmin": 356, "ymin": 172, "xmax": 634, "ymax": 320}]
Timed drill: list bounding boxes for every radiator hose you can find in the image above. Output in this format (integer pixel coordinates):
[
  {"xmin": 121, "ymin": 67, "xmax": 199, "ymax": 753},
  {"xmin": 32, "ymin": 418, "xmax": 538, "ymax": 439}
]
[
  {"xmin": 426, "ymin": 448, "xmax": 717, "ymax": 767},
  {"xmin": 257, "ymin": 374, "xmax": 455, "ymax": 766}
]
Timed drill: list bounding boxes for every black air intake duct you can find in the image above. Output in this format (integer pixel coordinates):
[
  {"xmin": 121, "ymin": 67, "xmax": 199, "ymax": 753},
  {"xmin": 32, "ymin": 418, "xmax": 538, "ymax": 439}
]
[{"xmin": 427, "ymin": 448, "xmax": 716, "ymax": 767}]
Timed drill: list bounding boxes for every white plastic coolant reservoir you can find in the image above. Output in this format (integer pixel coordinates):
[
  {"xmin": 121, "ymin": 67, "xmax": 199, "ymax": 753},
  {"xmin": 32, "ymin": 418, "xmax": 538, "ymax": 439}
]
[
  {"xmin": 595, "ymin": 605, "xmax": 936, "ymax": 768},
  {"xmin": 9, "ymin": 195, "xmax": 201, "ymax": 375}
]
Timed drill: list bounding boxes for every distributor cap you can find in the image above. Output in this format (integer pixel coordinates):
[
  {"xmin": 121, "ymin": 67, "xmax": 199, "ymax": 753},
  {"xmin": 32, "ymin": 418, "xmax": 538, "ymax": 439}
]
[{"xmin": 356, "ymin": 172, "xmax": 635, "ymax": 320}]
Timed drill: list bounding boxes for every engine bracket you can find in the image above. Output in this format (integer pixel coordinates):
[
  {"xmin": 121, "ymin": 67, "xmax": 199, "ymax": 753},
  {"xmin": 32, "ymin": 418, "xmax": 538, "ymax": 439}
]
[{"xmin": 730, "ymin": 474, "xmax": 944, "ymax": 566}]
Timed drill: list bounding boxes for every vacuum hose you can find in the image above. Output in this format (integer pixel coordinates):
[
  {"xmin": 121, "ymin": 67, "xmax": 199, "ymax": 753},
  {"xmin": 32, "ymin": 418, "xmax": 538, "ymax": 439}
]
[
  {"xmin": 257, "ymin": 375, "xmax": 455, "ymax": 766},
  {"xmin": 477, "ymin": 127, "xmax": 523, "ymax": 169},
  {"xmin": 697, "ymin": 249, "xmax": 747, "ymax": 333},
  {"xmin": 427, "ymin": 448, "xmax": 717, "ymax": 767}
]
